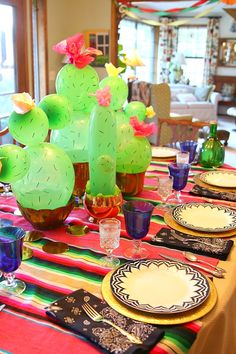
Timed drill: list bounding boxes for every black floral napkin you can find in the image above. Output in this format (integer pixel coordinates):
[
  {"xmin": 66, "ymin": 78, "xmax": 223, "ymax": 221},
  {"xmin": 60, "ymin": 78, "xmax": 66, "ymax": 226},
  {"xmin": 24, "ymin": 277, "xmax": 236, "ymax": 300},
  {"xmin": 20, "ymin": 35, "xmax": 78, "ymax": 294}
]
[
  {"xmin": 151, "ymin": 227, "xmax": 234, "ymax": 260},
  {"xmin": 46, "ymin": 289, "xmax": 164, "ymax": 354},
  {"xmin": 190, "ymin": 185, "xmax": 236, "ymax": 202}
]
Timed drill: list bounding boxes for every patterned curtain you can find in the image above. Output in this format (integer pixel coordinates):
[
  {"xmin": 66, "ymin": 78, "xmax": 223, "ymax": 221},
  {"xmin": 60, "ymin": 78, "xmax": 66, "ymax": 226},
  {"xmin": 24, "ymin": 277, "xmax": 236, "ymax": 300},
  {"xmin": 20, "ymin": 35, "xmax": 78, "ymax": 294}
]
[
  {"xmin": 203, "ymin": 18, "xmax": 219, "ymax": 85},
  {"xmin": 157, "ymin": 17, "xmax": 178, "ymax": 83}
]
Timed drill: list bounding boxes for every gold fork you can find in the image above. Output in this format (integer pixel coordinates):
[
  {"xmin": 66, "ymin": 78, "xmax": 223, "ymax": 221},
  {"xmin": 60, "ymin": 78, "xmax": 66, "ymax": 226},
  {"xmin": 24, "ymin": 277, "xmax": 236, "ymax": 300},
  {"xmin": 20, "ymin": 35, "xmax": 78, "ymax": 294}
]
[{"xmin": 82, "ymin": 303, "xmax": 143, "ymax": 344}]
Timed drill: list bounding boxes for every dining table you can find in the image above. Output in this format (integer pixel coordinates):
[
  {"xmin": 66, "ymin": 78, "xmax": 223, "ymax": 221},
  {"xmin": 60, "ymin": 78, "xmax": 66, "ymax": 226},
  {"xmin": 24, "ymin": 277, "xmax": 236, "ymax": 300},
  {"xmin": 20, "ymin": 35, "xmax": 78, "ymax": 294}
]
[{"xmin": 0, "ymin": 159, "xmax": 236, "ymax": 354}]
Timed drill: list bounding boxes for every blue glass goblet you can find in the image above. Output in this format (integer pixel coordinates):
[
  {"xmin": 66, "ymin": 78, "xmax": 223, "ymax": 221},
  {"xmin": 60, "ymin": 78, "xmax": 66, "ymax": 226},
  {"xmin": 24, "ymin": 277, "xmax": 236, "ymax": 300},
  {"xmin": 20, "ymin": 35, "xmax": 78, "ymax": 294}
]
[
  {"xmin": 122, "ymin": 200, "xmax": 154, "ymax": 259},
  {"xmin": 179, "ymin": 140, "xmax": 198, "ymax": 163},
  {"xmin": 0, "ymin": 226, "xmax": 26, "ymax": 295},
  {"xmin": 168, "ymin": 163, "xmax": 190, "ymax": 204}
]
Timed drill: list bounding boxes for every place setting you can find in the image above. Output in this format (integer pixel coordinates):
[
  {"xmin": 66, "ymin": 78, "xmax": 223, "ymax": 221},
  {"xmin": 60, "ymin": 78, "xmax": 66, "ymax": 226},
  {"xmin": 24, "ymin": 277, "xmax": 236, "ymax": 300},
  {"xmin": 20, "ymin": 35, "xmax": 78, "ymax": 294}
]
[
  {"xmin": 164, "ymin": 202, "xmax": 236, "ymax": 238},
  {"xmin": 152, "ymin": 146, "xmax": 179, "ymax": 161},
  {"xmin": 191, "ymin": 170, "xmax": 236, "ymax": 202},
  {"xmin": 101, "ymin": 258, "xmax": 217, "ymax": 326}
]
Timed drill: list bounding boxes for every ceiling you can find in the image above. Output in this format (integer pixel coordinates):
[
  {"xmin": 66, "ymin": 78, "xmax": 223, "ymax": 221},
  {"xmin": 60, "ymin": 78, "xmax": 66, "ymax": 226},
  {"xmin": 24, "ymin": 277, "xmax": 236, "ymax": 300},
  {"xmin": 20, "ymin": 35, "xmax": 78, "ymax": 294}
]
[{"xmin": 130, "ymin": 1, "xmax": 236, "ymax": 17}]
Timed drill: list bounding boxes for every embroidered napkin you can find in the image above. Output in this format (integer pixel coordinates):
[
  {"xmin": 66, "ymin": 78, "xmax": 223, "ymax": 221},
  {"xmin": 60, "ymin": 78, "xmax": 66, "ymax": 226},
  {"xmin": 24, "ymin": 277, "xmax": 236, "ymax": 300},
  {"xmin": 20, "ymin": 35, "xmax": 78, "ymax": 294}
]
[
  {"xmin": 46, "ymin": 289, "xmax": 164, "ymax": 354},
  {"xmin": 190, "ymin": 185, "xmax": 236, "ymax": 202},
  {"xmin": 151, "ymin": 227, "xmax": 234, "ymax": 260}
]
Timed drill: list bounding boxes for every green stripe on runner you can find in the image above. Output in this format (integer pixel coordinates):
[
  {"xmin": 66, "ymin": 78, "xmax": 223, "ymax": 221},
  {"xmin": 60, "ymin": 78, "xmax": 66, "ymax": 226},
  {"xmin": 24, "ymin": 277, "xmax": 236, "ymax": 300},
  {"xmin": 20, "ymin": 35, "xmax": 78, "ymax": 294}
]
[{"xmin": 24, "ymin": 256, "xmax": 103, "ymax": 285}]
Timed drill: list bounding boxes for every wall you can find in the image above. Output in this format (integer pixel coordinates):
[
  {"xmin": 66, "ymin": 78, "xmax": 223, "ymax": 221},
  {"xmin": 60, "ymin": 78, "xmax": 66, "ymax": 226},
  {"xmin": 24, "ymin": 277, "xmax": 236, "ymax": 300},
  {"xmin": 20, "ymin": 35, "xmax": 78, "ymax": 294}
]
[
  {"xmin": 46, "ymin": 1, "xmax": 236, "ymax": 92},
  {"xmin": 46, "ymin": 0, "xmax": 111, "ymax": 92}
]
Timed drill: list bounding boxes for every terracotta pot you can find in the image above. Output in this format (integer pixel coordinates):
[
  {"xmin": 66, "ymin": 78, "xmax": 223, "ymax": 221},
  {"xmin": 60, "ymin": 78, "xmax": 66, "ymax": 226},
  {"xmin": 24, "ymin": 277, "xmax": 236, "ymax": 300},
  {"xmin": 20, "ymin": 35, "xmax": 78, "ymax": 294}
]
[
  {"xmin": 116, "ymin": 171, "xmax": 145, "ymax": 196},
  {"xmin": 17, "ymin": 197, "xmax": 75, "ymax": 230},
  {"xmin": 83, "ymin": 193, "xmax": 123, "ymax": 220},
  {"xmin": 73, "ymin": 162, "xmax": 89, "ymax": 197}
]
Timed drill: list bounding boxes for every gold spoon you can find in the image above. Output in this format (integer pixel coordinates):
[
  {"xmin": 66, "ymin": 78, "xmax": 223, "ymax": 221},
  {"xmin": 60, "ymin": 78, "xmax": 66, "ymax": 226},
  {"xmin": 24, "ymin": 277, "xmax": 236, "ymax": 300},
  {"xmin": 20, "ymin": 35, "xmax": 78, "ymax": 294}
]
[{"xmin": 183, "ymin": 251, "xmax": 226, "ymax": 274}]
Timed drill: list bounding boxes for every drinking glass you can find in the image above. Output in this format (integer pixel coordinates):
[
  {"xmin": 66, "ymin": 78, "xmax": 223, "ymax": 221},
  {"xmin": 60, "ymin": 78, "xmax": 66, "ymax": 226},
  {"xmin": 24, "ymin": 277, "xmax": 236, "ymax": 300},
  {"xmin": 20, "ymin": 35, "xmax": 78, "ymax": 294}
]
[
  {"xmin": 0, "ymin": 226, "xmax": 26, "ymax": 295},
  {"xmin": 179, "ymin": 140, "xmax": 198, "ymax": 163},
  {"xmin": 176, "ymin": 151, "xmax": 190, "ymax": 164},
  {"xmin": 122, "ymin": 200, "xmax": 154, "ymax": 259},
  {"xmin": 168, "ymin": 163, "xmax": 190, "ymax": 204},
  {"xmin": 156, "ymin": 175, "xmax": 173, "ymax": 210},
  {"xmin": 1, "ymin": 183, "xmax": 13, "ymax": 197},
  {"xmin": 99, "ymin": 218, "xmax": 121, "ymax": 268}
]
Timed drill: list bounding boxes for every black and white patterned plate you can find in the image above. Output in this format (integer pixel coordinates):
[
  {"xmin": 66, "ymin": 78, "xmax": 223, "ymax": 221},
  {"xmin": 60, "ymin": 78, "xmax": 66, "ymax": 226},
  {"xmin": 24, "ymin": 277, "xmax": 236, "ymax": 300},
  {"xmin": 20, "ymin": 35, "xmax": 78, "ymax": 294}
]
[
  {"xmin": 172, "ymin": 202, "xmax": 236, "ymax": 233},
  {"xmin": 110, "ymin": 259, "xmax": 210, "ymax": 314},
  {"xmin": 199, "ymin": 171, "xmax": 236, "ymax": 188}
]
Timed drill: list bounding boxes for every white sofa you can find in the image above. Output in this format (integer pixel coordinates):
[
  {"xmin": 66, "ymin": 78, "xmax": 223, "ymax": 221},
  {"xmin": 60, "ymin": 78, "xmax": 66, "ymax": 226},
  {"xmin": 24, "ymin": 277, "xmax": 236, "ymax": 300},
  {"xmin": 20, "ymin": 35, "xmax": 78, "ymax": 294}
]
[{"xmin": 169, "ymin": 84, "xmax": 222, "ymax": 122}]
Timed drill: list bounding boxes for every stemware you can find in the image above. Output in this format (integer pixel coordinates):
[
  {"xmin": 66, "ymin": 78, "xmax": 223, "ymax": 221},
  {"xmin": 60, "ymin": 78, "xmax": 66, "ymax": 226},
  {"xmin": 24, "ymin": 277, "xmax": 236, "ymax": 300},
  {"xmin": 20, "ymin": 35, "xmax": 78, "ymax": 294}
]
[
  {"xmin": 156, "ymin": 175, "xmax": 173, "ymax": 210},
  {"xmin": 176, "ymin": 151, "xmax": 190, "ymax": 164},
  {"xmin": 99, "ymin": 218, "xmax": 121, "ymax": 268},
  {"xmin": 0, "ymin": 183, "xmax": 13, "ymax": 197},
  {"xmin": 0, "ymin": 226, "xmax": 26, "ymax": 294},
  {"xmin": 179, "ymin": 140, "xmax": 198, "ymax": 163},
  {"xmin": 122, "ymin": 200, "xmax": 154, "ymax": 259},
  {"xmin": 168, "ymin": 162, "xmax": 190, "ymax": 204}
]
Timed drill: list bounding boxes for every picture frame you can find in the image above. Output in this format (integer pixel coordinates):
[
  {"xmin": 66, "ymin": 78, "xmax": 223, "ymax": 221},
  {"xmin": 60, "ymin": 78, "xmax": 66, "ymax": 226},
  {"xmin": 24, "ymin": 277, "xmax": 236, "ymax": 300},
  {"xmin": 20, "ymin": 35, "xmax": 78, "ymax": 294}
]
[
  {"xmin": 84, "ymin": 30, "xmax": 109, "ymax": 67},
  {"xmin": 218, "ymin": 38, "xmax": 236, "ymax": 67}
]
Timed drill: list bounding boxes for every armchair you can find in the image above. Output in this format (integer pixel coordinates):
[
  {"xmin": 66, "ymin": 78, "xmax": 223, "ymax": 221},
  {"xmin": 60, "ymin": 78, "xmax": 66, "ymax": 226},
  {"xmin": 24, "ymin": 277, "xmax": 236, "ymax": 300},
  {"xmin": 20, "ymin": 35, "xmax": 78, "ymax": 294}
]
[{"xmin": 150, "ymin": 83, "xmax": 210, "ymax": 145}]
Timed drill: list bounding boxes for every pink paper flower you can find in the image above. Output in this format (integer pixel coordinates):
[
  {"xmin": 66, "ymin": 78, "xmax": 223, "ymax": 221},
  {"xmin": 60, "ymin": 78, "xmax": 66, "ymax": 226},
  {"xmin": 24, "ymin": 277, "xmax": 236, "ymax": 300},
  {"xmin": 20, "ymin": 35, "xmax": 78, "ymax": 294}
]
[
  {"xmin": 53, "ymin": 33, "xmax": 102, "ymax": 69},
  {"xmin": 95, "ymin": 86, "xmax": 111, "ymax": 106},
  {"xmin": 130, "ymin": 116, "xmax": 157, "ymax": 137}
]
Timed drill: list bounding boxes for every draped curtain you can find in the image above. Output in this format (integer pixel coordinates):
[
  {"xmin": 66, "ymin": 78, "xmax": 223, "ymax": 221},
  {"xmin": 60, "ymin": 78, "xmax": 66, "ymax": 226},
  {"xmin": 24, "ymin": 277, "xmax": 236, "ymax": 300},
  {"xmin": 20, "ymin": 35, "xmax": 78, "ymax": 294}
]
[
  {"xmin": 203, "ymin": 18, "xmax": 220, "ymax": 85},
  {"xmin": 157, "ymin": 17, "xmax": 178, "ymax": 83}
]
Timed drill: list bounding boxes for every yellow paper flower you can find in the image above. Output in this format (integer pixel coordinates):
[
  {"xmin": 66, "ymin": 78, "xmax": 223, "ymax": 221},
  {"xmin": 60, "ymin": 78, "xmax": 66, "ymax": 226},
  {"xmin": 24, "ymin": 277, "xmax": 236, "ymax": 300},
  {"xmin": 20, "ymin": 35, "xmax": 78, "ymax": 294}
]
[
  {"xmin": 146, "ymin": 105, "xmax": 155, "ymax": 119},
  {"xmin": 11, "ymin": 92, "xmax": 35, "ymax": 114},
  {"xmin": 105, "ymin": 63, "xmax": 125, "ymax": 77}
]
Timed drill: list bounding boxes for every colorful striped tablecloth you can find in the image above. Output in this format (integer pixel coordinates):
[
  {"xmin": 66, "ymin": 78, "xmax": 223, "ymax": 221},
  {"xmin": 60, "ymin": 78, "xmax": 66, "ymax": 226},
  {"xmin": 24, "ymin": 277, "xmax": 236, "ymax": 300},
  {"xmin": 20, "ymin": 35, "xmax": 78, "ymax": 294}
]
[{"xmin": 1, "ymin": 161, "xmax": 227, "ymax": 354}]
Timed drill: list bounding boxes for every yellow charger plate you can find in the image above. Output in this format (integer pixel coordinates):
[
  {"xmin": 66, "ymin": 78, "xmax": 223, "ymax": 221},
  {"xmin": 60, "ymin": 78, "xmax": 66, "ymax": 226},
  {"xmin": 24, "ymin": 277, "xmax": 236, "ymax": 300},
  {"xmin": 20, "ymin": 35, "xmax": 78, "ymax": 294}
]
[{"xmin": 102, "ymin": 271, "xmax": 217, "ymax": 325}]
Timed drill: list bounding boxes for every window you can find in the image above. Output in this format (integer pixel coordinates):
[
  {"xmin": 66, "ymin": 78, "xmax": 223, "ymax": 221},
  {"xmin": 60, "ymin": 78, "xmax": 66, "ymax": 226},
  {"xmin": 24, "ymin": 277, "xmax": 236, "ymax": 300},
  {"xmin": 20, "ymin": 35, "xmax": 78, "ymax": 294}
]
[
  {"xmin": 0, "ymin": 0, "xmax": 31, "ymax": 143},
  {"xmin": 177, "ymin": 26, "xmax": 207, "ymax": 86},
  {"xmin": 118, "ymin": 19, "xmax": 156, "ymax": 82},
  {"xmin": 84, "ymin": 30, "xmax": 109, "ymax": 67}
]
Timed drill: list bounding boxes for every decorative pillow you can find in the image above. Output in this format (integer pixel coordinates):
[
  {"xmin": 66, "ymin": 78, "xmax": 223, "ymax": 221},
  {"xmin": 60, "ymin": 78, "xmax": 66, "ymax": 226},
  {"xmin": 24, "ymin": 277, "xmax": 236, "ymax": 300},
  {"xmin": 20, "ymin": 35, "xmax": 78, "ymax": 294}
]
[
  {"xmin": 194, "ymin": 85, "xmax": 213, "ymax": 101},
  {"xmin": 176, "ymin": 93, "xmax": 197, "ymax": 103}
]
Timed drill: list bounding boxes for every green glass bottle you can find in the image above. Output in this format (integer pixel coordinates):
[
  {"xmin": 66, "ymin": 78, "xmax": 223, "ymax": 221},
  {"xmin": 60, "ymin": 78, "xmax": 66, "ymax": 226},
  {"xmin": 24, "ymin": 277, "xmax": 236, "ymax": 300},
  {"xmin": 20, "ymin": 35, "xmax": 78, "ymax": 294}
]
[{"xmin": 199, "ymin": 121, "xmax": 225, "ymax": 168}]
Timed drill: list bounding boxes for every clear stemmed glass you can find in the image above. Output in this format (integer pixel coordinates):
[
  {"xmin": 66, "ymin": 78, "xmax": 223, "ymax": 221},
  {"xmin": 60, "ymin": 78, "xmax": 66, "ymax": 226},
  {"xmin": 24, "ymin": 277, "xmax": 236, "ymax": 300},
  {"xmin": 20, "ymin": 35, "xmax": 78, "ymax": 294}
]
[
  {"xmin": 1, "ymin": 183, "xmax": 13, "ymax": 197},
  {"xmin": 168, "ymin": 163, "xmax": 190, "ymax": 204},
  {"xmin": 0, "ymin": 226, "xmax": 26, "ymax": 295},
  {"xmin": 156, "ymin": 175, "xmax": 173, "ymax": 211},
  {"xmin": 179, "ymin": 140, "xmax": 198, "ymax": 164},
  {"xmin": 99, "ymin": 218, "xmax": 121, "ymax": 268},
  {"xmin": 122, "ymin": 200, "xmax": 154, "ymax": 260},
  {"xmin": 176, "ymin": 151, "xmax": 190, "ymax": 164}
]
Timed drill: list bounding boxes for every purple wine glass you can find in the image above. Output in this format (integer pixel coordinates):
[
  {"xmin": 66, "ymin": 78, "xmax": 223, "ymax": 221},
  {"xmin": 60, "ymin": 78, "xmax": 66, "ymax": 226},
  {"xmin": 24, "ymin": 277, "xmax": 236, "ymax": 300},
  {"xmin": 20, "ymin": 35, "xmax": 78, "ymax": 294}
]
[
  {"xmin": 168, "ymin": 163, "xmax": 190, "ymax": 203},
  {"xmin": 0, "ymin": 226, "xmax": 26, "ymax": 294},
  {"xmin": 122, "ymin": 200, "xmax": 154, "ymax": 259},
  {"xmin": 179, "ymin": 140, "xmax": 198, "ymax": 163}
]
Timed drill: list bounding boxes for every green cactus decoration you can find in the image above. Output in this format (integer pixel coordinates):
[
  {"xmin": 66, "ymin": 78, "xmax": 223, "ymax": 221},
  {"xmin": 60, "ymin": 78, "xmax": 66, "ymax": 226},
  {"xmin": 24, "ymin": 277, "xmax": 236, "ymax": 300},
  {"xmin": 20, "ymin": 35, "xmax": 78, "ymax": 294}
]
[
  {"xmin": 116, "ymin": 136, "xmax": 151, "ymax": 174},
  {"xmin": 88, "ymin": 89, "xmax": 117, "ymax": 196}
]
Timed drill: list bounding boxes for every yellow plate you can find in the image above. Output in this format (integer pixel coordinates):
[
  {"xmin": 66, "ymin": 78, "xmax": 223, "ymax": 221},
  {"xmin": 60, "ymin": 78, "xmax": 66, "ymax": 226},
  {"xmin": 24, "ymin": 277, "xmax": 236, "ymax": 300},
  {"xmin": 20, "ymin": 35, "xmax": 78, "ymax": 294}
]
[
  {"xmin": 102, "ymin": 271, "xmax": 217, "ymax": 325},
  {"xmin": 164, "ymin": 211, "xmax": 236, "ymax": 238}
]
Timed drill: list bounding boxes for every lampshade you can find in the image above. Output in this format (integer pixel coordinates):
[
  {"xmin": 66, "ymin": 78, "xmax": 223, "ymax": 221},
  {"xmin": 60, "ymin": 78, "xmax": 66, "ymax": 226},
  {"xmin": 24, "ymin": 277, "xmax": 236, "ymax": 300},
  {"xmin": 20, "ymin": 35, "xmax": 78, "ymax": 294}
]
[{"xmin": 174, "ymin": 52, "xmax": 186, "ymax": 66}]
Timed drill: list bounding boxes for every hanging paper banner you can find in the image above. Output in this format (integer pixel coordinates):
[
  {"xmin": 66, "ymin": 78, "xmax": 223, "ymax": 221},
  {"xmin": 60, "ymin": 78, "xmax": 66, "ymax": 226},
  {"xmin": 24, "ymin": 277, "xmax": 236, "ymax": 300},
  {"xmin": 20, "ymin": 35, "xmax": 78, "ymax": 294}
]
[
  {"xmin": 118, "ymin": 0, "xmax": 219, "ymax": 16},
  {"xmin": 121, "ymin": 3, "xmax": 220, "ymax": 27}
]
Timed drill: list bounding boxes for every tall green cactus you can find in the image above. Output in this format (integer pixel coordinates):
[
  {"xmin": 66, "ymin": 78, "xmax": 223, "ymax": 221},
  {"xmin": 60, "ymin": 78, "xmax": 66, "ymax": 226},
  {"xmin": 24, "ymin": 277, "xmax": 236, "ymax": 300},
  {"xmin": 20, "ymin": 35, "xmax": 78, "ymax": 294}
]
[{"xmin": 88, "ymin": 105, "xmax": 116, "ymax": 196}]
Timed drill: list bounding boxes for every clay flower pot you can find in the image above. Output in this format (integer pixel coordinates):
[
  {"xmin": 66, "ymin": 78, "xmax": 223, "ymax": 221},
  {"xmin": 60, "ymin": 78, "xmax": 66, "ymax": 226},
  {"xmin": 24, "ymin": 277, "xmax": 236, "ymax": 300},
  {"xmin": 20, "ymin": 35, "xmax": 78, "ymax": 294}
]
[
  {"xmin": 83, "ymin": 192, "xmax": 123, "ymax": 221},
  {"xmin": 116, "ymin": 171, "xmax": 145, "ymax": 196},
  {"xmin": 17, "ymin": 197, "xmax": 75, "ymax": 230}
]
